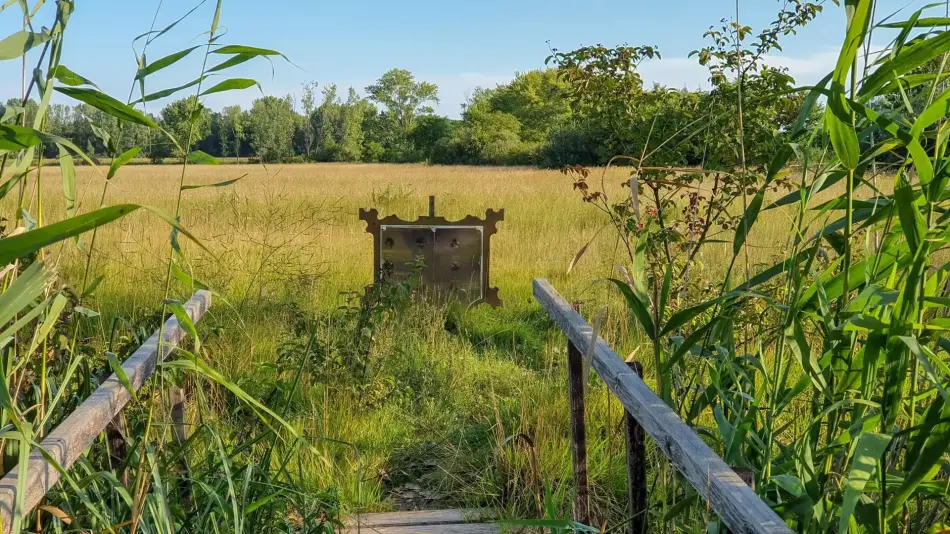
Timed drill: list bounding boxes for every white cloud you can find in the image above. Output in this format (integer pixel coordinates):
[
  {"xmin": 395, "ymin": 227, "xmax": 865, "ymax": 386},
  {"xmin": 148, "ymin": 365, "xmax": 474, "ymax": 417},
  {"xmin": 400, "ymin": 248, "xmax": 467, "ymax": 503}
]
[
  {"xmin": 419, "ymin": 48, "xmax": 848, "ymax": 120},
  {"xmin": 637, "ymin": 47, "xmax": 847, "ymax": 90},
  {"xmin": 639, "ymin": 57, "xmax": 709, "ymax": 90}
]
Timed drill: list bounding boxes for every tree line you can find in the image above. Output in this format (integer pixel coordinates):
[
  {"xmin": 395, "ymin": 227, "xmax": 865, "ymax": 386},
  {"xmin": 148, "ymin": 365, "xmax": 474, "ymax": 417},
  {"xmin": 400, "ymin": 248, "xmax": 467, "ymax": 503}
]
[{"xmin": 10, "ymin": 58, "xmax": 805, "ymax": 168}]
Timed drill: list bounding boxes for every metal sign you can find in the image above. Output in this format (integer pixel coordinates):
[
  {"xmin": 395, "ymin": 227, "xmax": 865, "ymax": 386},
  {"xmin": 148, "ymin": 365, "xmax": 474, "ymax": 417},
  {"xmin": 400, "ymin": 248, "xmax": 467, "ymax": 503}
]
[{"xmin": 360, "ymin": 198, "xmax": 504, "ymax": 307}]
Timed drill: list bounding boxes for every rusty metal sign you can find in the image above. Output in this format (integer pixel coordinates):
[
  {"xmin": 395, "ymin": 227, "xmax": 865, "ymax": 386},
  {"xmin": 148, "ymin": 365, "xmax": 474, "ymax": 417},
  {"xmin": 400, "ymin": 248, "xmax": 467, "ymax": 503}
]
[{"xmin": 360, "ymin": 199, "xmax": 504, "ymax": 307}]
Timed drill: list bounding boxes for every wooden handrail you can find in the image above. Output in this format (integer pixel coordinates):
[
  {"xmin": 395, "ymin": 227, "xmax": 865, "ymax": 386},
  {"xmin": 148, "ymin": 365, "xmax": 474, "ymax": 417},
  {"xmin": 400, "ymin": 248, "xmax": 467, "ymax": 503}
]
[
  {"xmin": 0, "ymin": 290, "xmax": 212, "ymax": 533},
  {"xmin": 533, "ymin": 279, "xmax": 792, "ymax": 534}
]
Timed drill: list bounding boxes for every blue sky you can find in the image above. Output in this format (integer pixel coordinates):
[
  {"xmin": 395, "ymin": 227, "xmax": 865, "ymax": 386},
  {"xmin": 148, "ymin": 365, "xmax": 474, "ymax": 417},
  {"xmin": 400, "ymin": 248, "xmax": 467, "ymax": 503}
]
[{"xmin": 0, "ymin": 0, "xmax": 933, "ymax": 118}]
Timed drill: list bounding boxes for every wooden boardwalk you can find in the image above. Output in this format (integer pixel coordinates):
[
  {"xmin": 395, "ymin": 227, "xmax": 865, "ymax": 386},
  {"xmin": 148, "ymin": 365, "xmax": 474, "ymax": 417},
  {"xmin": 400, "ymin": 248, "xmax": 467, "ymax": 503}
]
[{"xmin": 344, "ymin": 509, "xmax": 500, "ymax": 533}]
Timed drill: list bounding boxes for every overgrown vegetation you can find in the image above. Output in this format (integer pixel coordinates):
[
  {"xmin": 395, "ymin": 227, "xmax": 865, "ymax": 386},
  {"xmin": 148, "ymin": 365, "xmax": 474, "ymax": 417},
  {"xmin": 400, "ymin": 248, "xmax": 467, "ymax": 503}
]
[
  {"xmin": 0, "ymin": 1, "xmax": 342, "ymax": 532},
  {"xmin": 5, "ymin": 0, "xmax": 950, "ymax": 533},
  {"xmin": 564, "ymin": 0, "xmax": 950, "ymax": 531}
]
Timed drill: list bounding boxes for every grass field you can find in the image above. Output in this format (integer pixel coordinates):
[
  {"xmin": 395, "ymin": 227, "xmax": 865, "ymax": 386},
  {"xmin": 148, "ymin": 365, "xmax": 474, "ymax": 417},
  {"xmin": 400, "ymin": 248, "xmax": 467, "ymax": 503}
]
[{"xmin": 23, "ymin": 162, "xmax": 805, "ymax": 526}]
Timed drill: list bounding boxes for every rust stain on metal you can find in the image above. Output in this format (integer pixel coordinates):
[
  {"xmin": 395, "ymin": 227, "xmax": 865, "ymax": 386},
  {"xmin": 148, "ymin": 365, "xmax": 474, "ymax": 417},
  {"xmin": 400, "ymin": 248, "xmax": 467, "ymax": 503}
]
[{"xmin": 359, "ymin": 205, "xmax": 504, "ymax": 307}]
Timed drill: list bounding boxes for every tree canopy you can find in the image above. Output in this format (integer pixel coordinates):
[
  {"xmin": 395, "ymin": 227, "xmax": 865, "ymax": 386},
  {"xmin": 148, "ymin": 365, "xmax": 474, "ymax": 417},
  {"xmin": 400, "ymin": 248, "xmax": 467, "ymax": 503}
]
[{"xmin": 26, "ymin": 61, "xmax": 814, "ymax": 168}]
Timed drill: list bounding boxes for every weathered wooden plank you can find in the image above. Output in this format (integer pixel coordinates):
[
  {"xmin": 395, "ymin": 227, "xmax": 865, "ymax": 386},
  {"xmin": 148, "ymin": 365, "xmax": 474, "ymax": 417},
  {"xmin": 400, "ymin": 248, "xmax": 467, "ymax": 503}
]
[
  {"xmin": 344, "ymin": 524, "xmax": 499, "ymax": 534},
  {"xmin": 346, "ymin": 509, "xmax": 495, "ymax": 527},
  {"xmin": 0, "ymin": 290, "xmax": 212, "ymax": 534},
  {"xmin": 533, "ymin": 279, "xmax": 792, "ymax": 534}
]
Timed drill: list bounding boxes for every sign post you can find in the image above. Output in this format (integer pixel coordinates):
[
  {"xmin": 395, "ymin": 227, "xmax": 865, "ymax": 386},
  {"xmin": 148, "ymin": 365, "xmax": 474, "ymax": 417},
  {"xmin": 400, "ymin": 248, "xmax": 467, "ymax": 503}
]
[{"xmin": 360, "ymin": 198, "xmax": 504, "ymax": 307}]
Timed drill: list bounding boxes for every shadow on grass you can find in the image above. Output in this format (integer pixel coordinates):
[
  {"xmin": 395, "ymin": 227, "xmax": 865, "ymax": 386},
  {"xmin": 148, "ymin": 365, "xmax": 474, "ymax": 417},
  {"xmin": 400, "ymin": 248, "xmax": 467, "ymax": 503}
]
[{"xmin": 444, "ymin": 305, "xmax": 554, "ymax": 371}]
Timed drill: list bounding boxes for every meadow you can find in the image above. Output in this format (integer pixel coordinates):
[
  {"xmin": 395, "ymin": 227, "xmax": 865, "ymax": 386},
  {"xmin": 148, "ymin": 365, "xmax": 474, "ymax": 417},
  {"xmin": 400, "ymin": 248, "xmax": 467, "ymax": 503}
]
[
  {"xmin": 4, "ymin": 0, "xmax": 950, "ymax": 531},
  {"xmin": 18, "ymin": 161, "xmax": 797, "ymax": 526}
]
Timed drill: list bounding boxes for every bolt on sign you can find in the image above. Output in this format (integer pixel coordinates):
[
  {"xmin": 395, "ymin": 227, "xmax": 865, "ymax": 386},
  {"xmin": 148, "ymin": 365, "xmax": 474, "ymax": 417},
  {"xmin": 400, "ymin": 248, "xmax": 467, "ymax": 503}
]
[{"xmin": 360, "ymin": 197, "xmax": 504, "ymax": 307}]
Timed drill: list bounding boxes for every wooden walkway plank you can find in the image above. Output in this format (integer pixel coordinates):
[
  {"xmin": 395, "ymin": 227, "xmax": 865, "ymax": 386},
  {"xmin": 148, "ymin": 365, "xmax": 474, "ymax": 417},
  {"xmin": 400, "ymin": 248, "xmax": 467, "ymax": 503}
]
[
  {"xmin": 533, "ymin": 279, "xmax": 793, "ymax": 534},
  {"xmin": 0, "ymin": 291, "xmax": 212, "ymax": 534},
  {"xmin": 344, "ymin": 509, "xmax": 500, "ymax": 534},
  {"xmin": 344, "ymin": 524, "xmax": 499, "ymax": 534},
  {"xmin": 347, "ymin": 509, "xmax": 494, "ymax": 527}
]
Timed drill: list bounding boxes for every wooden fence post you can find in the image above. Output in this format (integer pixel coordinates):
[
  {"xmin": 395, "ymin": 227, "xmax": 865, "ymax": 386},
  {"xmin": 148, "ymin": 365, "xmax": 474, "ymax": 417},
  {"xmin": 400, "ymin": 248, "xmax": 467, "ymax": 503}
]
[
  {"xmin": 567, "ymin": 312, "xmax": 590, "ymax": 526},
  {"xmin": 170, "ymin": 386, "xmax": 192, "ymax": 509},
  {"xmin": 625, "ymin": 362, "xmax": 647, "ymax": 534}
]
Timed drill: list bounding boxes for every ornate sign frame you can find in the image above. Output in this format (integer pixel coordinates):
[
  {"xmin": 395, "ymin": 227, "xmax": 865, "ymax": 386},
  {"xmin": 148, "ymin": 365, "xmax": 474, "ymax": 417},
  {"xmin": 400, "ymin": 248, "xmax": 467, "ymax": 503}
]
[{"xmin": 359, "ymin": 206, "xmax": 504, "ymax": 307}]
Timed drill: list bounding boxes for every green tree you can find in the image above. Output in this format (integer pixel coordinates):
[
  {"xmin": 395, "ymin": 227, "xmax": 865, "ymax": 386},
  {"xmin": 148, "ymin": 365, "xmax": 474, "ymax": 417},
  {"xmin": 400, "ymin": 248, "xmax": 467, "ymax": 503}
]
[
  {"xmin": 365, "ymin": 69, "xmax": 439, "ymax": 133},
  {"xmin": 485, "ymin": 69, "xmax": 573, "ymax": 143},
  {"xmin": 300, "ymin": 81, "xmax": 318, "ymax": 159},
  {"xmin": 313, "ymin": 84, "xmax": 342, "ymax": 159},
  {"xmin": 4, "ymin": 98, "xmax": 39, "ymax": 127},
  {"xmin": 160, "ymin": 98, "xmax": 212, "ymax": 155},
  {"xmin": 247, "ymin": 95, "xmax": 297, "ymax": 162},
  {"xmin": 410, "ymin": 115, "xmax": 455, "ymax": 160},
  {"xmin": 218, "ymin": 105, "xmax": 246, "ymax": 159},
  {"xmin": 311, "ymin": 86, "xmax": 371, "ymax": 162},
  {"xmin": 451, "ymin": 90, "xmax": 529, "ymax": 165}
]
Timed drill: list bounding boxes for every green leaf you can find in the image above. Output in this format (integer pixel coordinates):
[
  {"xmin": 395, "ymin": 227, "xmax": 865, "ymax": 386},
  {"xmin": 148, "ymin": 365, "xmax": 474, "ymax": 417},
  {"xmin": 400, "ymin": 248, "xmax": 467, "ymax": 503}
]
[
  {"xmin": 771, "ymin": 475, "xmax": 805, "ymax": 497},
  {"xmin": 792, "ymin": 73, "xmax": 831, "ymax": 135},
  {"xmin": 164, "ymin": 299, "xmax": 199, "ymax": 354},
  {"xmin": 786, "ymin": 317, "xmax": 828, "ymax": 393},
  {"xmin": 0, "ymin": 123, "xmax": 41, "ymax": 150},
  {"xmin": 181, "ymin": 174, "xmax": 246, "ymax": 190},
  {"xmin": 210, "ymin": 0, "xmax": 223, "ymax": 35},
  {"xmin": 163, "ymin": 349, "xmax": 299, "ymax": 438},
  {"xmin": 824, "ymin": 0, "xmax": 871, "ymax": 169},
  {"xmin": 73, "ymin": 306, "xmax": 99, "ymax": 318},
  {"xmin": 27, "ymin": 292, "xmax": 67, "ymax": 356},
  {"xmin": 825, "ymin": 107, "xmax": 859, "ymax": 169},
  {"xmin": 0, "ymin": 205, "xmax": 141, "ymax": 265},
  {"xmin": 206, "ymin": 53, "xmax": 254, "ymax": 74},
  {"xmin": 659, "ymin": 263, "xmax": 672, "ymax": 323},
  {"xmin": 140, "ymin": 205, "xmax": 209, "ymax": 254},
  {"xmin": 768, "ymin": 170, "xmax": 846, "ymax": 209},
  {"xmin": 211, "ymin": 44, "xmax": 282, "ymax": 56},
  {"xmin": 607, "ymin": 278, "xmax": 655, "ymax": 341},
  {"xmin": 171, "ymin": 261, "xmax": 208, "ymax": 291},
  {"xmin": 878, "ymin": 72, "xmax": 950, "ymax": 96},
  {"xmin": 0, "ymin": 30, "xmax": 50, "ymax": 61},
  {"xmin": 839, "ymin": 432, "xmax": 891, "ymax": 533},
  {"xmin": 887, "ymin": 399, "xmax": 950, "ymax": 517},
  {"xmin": 894, "ymin": 171, "xmax": 927, "ymax": 252},
  {"xmin": 52, "ymin": 65, "xmax": 98, "ymax": 89},
  {"xmin": 912, "ymin": 84, "xmax": 950, "ymax": 138},
  {"xmin": 107, "ymin": 147, "xmax": 141, "ymax": 180},
  {"xmin": 843, "ymin": 314, "xmax": 890, "ymax": 332},
  {"xmin": 187, "ymin": 150, "xmax": 219, "ymax": 165},
  {"xmin": 199, "ymin": 78, "xmax": 261, "ymax": 97},
  {"xmin": 106, "ymin": 351, "xmax": 137, "ymax": 401},
  {"xmin": 82, "ymin": 274, "xmax": 105, "ymax": 298},
  {"xmin": 900, "ymin": 335, "xmax": 950, "ymax": 404},
  {"xmin": 861, "ymin": 30, "xmax": 950, "ymax": 98},
  {"xmin": 135, "ymin": 46, "xmax": 201, "ymax": 81},
  {"xmin": 55, "ymin": 87, "xmax": 159, "ymax": 128},
  {"xmin": 0, "ymin": 172, "xmax": 24, "ymax": 202},
  {"xmin": 132, "ymin": 2, "xmax": 203, "ymax": 46},
  {"xmin": 132, "ymin": 76, "xmax": 206, "ymax": 104},
  {"xmin": 879, "ymin": 17, "xmax": 950, "ymax": 28},
  {"xmin": 661, "ymin": 293, "xmax": 734, "ymax": 337},
  {"xmin": 736, "ymin": 144, "xmax": 795, "ymax": 253},
  {"xmin": 0, "ymin": 262, "xmax": 52, "ymax": 331},
  {"xmin": 58, "ymin": 145, "xmax": 76, "ymax": 218}
]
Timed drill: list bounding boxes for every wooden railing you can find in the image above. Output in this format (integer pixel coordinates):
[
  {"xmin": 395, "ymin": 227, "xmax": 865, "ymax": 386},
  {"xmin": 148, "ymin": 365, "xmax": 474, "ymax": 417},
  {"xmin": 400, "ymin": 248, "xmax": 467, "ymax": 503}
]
[
  {"xmin": 0, "ymin": 290, "xmax": 212, "ymax": 533},
  {"xmin": 534, "ymin": 279, "xmax": 792, "ymax": 534}
]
